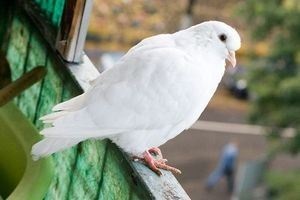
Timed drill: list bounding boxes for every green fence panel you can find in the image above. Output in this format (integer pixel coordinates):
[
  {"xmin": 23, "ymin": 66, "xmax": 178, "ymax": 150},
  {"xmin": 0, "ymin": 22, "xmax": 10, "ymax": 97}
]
[
  {"xmin": 6, "ymin": 16, "xmax": 31, "ymax": 82},
  {"xmin": 18, "ymin": 31, "xmax": 47, "ymax": 121},
  {"xmin": 67, "ymin": 140, "xmax": 108, "ymax": 199}
]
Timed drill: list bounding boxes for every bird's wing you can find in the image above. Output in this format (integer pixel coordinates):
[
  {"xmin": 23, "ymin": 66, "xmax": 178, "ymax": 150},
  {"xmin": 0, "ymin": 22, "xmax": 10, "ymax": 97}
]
[
  {"xmin": 125, "ymin": 33, "xmax": 175, "ymax": 55},
  {"xmin": 42, "ymin": 43, "xmax": 202, "ymax": 138},
  {"xmin": 49, "ymin": 33, "xmax": 176, "ymax": 113}
]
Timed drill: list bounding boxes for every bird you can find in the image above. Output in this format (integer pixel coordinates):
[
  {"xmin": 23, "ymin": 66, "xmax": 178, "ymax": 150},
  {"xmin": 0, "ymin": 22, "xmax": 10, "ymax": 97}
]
[{"xmin": 32, "ymin": 21, "xmax": 241, "ymax": 175}]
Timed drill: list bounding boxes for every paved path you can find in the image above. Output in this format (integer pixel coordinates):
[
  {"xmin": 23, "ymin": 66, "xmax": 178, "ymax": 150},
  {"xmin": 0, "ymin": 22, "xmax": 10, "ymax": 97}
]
[
  {"xmin": 192, "ymin": 120, "xmax": 295, "ymax": 138},
  {"xmin": 161, "ymin": 125, "xmax": 267, "ymax": 200}
]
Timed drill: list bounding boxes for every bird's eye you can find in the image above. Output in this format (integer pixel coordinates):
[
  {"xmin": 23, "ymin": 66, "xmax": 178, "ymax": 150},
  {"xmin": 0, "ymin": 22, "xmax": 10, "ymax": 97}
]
[{"xmin": 219, "ymin": 34, "xmax": 227, "ymax": 42}]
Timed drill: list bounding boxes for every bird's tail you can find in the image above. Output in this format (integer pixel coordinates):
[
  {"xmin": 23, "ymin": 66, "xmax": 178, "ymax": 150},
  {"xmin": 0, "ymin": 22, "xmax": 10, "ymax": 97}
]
[
  {"xmin": 32, "ymin": 94, "xmax": 86, "ymax": 159},
  {"xmin": 32, "ymin": 94, "xmax": 123, "ymax": 159},
  {"xmin": 31, "ymin": 137, "xmax": 84, "ymax": 160}
]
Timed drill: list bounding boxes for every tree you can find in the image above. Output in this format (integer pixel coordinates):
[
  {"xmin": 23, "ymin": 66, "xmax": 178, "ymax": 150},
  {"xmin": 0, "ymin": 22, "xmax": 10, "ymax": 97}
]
[{"xmin": 239, "ymin": 0, "xmax": 300, "ymax": 153}]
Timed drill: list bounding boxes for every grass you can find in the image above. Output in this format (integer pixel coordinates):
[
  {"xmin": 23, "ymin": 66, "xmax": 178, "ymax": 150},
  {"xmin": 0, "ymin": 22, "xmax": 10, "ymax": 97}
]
[{"xmin": 266, "ymin": 169, "xmax": 300, "ymax": 200}]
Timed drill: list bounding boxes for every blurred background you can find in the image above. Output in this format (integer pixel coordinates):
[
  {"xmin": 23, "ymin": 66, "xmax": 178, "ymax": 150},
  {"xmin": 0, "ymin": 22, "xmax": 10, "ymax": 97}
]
[{"xmin": 85, "ymin": 0, "xmax": 300, "ymax": 199}]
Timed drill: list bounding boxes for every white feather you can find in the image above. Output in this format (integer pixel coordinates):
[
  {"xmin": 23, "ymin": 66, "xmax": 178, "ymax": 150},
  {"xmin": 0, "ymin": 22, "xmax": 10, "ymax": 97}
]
[
  {"xmin": 40, "ymin": 111, "xmax": 70, "ymax": 124},
  {"xmin": 52, "ymin": 94, "xmax": 85, "ymax": 111},
  {"xmin": 40, "ymin": 126, "xmax": 125, "ymax": 138},
  {"xmin": 31, "ymin": 137, "xmax": 83, "ymax": 160}
]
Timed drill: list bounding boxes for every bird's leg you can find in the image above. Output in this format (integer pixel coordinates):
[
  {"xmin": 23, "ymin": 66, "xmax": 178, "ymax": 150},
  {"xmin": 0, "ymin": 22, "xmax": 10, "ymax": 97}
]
[
  {"xmin": 134, "ymin": 150, "xmax": 182, "ymax": 176},
  {"xmin": 148, "ymin": 147, "xmax": 168, "ymax": 164},
  {"xmin": 132, "ymin": 147, "xmax": 165, "ymax": 163},
  {"xmin": 148, "ymin": 147, "xmax": 164, "ymax": 159}
]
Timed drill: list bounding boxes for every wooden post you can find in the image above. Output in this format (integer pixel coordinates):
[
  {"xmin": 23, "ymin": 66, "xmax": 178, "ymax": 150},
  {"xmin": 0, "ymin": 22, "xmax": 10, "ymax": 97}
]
[{"xmin": 56, "ymin": 0, "xmax": 93, "ymax": 63}]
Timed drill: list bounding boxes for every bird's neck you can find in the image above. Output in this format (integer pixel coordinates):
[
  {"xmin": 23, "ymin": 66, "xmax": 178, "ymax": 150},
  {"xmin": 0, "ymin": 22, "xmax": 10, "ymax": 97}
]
[{"xmin": 173, "ymin": 24, "xmax": 214, "ymax": 50}]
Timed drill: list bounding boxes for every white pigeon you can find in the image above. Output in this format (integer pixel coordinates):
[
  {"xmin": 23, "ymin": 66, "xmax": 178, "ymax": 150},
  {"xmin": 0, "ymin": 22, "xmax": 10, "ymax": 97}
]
[{"xmin": 32, "ymin": 21, "xmax": 241, "ymax": 175}]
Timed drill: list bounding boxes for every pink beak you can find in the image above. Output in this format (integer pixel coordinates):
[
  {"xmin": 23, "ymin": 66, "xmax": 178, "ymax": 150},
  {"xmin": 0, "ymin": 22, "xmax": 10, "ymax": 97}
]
[{"xmin": 227, "ymin": 51, "xmax": 236, "ymax": 67}]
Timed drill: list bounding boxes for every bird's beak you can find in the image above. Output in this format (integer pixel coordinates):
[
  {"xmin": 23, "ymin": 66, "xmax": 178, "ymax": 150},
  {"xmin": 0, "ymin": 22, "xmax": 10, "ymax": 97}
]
[{"xmin": 226, "ymin": 51, "xmax": 236, "ymax": 68}]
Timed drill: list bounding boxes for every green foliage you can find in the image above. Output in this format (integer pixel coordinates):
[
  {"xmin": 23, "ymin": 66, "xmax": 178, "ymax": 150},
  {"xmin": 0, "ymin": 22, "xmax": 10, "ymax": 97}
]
[
  {"xmin": 240, "ymin": 0, "xmax": 300, "ymax": 152},
  {"xmin": 266, "ymin": 170, "xmax": 300, "ymax": 200},
  {"xmin": 240, "ymin": 0, "xmax": 285, "ymax": 40}
]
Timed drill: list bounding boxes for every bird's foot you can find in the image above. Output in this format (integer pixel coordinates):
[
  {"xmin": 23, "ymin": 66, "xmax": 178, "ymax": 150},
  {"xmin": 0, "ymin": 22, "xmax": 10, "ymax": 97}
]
[{"xmin": 133, "ymin": 149, "xmax": 181, "ymax": 176}]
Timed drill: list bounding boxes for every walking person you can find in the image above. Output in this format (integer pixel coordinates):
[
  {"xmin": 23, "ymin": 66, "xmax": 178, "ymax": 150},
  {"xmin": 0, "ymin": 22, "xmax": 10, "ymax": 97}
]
[{"xmin": 205, "ymin": 141, "xmax": 238, "ymax": 193}]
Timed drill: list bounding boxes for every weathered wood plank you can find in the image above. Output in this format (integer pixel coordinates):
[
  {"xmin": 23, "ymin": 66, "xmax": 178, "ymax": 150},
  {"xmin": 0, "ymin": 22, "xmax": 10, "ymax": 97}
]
[
  {"xmin": 0, "ymin": 2, "xmax": 13, "ymax": 49},
  {"xmin": 52, "ymin": 0, "xmax": 66, "ymax": 28},
  {"xmin": 43, "ymin": 80, "xmax": 79, "ymax": 200},
  {"xmin": 45, "ymin": 0, "xmax": 55, "ymax": 19},
  {"xmin": 6, "ymin": 15, "xmax": 32, "ymax": 106},
  {"xmin": 34, "ymin": 56, "xmax": 63, "ymax": 129},
  {"xmin": 31, "ymin": 0, "xmax": 65, "ymax": 29},
  {"xmin": 0, "ymin": 51, "xmax": 11, "ymax": 89},
  {"xmin": 67, "ymin": 140, "xmax": 108, "ymax": 200},
  {"xmin": 24, "ymin": 0, "xmax": 57, "ymax": 48},
  {"xmin": 44, "ymin": 146, "xmax": 78, "ymax": 200},
  {"xmin": 130, "ymin": 191, "xmax": 143, "ymax": 200},
  {"xmin": 18, "ymin": 31, "xmax": 47, "ymax": 121},
  {"xmin": 97, "ymin": 142, "xmax": 151, "ymax": 200},
  {"xmin": 97, "ymin": 145, "xmax": 131, "ymax": 200},
  {"xmin": 130, "ymin": 161, "xmax": 191, "ymax": 200},
  {"xmin": 6, "ymin": 16, "xmax": 31, "ymax": 82}
]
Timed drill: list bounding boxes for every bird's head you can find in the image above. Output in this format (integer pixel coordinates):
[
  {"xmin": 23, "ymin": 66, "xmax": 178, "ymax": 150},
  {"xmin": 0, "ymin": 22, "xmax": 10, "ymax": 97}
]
[
  {"xmin": 175, "ymin": 21, "xmax": 241, "ymax": 67},
  {"xmin": 198, "ymin": 21, "xmax": 241, "ymax": 67}
]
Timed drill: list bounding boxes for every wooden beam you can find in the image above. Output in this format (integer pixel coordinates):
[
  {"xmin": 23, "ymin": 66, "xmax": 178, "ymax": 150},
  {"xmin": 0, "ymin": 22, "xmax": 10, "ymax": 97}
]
[{"xmin": 0, "ymin": 66, "xmax": 46, "ymax": 107}]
